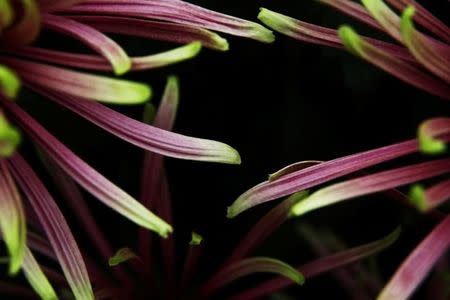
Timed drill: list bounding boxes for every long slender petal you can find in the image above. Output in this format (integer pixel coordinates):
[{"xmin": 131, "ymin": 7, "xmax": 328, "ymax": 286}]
[
  {"xmin": 69, "ymin": 15, "xmax": 229, "ymax": 51},
  {"xmin": 229, "ymin": 227, "xmax": 401, "ymax": 300},
  {"xmin": 337, "ymin": 25, "xmax": 450, "ymax": 100},
  {"xmin": 202, "ymin": 257, "xmax": 304, "ymax": 297},
  {"xmin": 180, "ymin": 232, "xmax": 203, "ymax": 292},
  {"xmin": 409, "ymin": 179, "xmax": 450, "ymax": 212},
  {"xmin": 8, "ymin": 154, "xmax": 95, "ymax": 300},
  {"xmin": 291, "ymin": 158, "xmax": 450, "ymax": 216},
  {"xmin": 22, "ymin": 247, "xmax": 59, "ymax": 300},
  {"xmin": 35, "ymin": 87, "xmax": 240, "ymax": 163},
  {"xmin": 38, "ymin": 0, "xmax": 85, "ymax": 12},
  {"xmin": 228, "ymin": 139, "xmax": 418, "ymax": 218},
  {"xmin": 0, "ymin": 111, "xmax": 21, "ymax": 157},
  {"xmin": 0, "ymin": 97, "xmax": 173, "ymax": 237},
  {"xmin": 42, "ymin": 14, "xmax": 131, "ymax": 75},
  {"xmin": 400, "ymin": 6, "xmax": 450, "ymax": 83},
  {"xmin": 0, "ymin": 160, "xmax": 26, "ymax": 274},
  {"xmin": 63, "ymin": 0, "xmax": 275, "ymax": 43},
  {"xmin": 378, "ymin": 215, "xmax": 450, "ymax": 300},
  {"xmin": 0, "ymin": 57, "xmax": 151, "ymax": 104},
  {"xmin": 417, "ymin": 117, "xmax": 450, "ymax": 154},
  {"xmin": 12, "ymin": 42, "xmax": 202, "ymax": 72}
]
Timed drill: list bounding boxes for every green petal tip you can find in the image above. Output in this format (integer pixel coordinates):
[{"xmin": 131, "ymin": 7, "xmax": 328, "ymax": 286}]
[
  {"xmin": 190, "ymin": 232, "xmax": 203, "ymax": 246},
  {"xmin": 108, "ymin": 248, "xmax": 138, "ymax": 266},
  {"xmin": 0, "ymin": 65, "xmax": 21, "ymax": 99},
  {"xmin": 408, "ymin": 185, "xmax": 427, "ymax": 212}
]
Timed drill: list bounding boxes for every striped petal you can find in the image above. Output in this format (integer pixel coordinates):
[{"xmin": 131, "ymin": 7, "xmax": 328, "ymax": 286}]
[
  {"xmin": 409, "ymin": 179, "xmax": 450, "ymax": 212},
  {"xmin": 9, "ymin": 154, "xmax": 94, "ymax": 300},
  {"xmin": 36, "ymin": 87, "xmax": 240, "ymax": 163},
  {"xmin": 202, "ymin": 257, "xmax": 304, "ymax": 297},
  {"xmin": 417, "ymin": 117, "xmax": 450, "ymax": 154},
  {"xmin": 338, "ymin": 25, "xmax": 450, "ymax": 100},
  {"xmin": 378, "ymin": 215, "xmax": 450, "ymax": 300},
  {"xmin": 0, "ymin": 159, "xmax": 26, "ymax": 274},
  {"xmin": 230, "ymin": 227, "xmax": 400, "ymax": 300},
  {"xmin": 291, "ymin": 158, "xmax": 450, "ymax": 216},
  {"xmin": 22, "ymin": 247, "xmax": 59, "ymax": 300},
  {"xmin": 42, "ymin": 14, "xmax": 131, "ymax": 75},
  {"xmin": 0, "ymin": 98, "xmax": 173, "ymax": 237},
  {"xmin": 63, "ymin": 0, "xmax": 275, "ymax": 43},
  {"xmin": 0, "ymin": 64, "xmax": 20, "ymax": 99},
  {"xmin": 400, "ymin": 6, "xmax": 450, "ymax": 83},
  {"xmin": 0, "ymin": 111, "xmax": 21, "ymax": 157},
  {"xmin": 228, "ymin": 139, "xmax": 418, "ymax": 218},
  {"xmin": 70, "ymin": 15, "xmax": 229, "ymax": 51},
  {"xmin": 0, "ymin": 57, "xmax": 151, "ymax": 104}
]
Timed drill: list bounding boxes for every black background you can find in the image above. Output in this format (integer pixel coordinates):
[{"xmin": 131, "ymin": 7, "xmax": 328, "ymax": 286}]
[{"xmin": 9, "ymin": 0, "xmax": 450, "ymax": 299}]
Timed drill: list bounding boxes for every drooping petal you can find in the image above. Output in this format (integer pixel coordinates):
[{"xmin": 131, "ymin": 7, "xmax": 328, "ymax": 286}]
[
  {"xmin": 69, "ymin": 15, "xmax": 229, "ymax": 51},
  {"xmin": 228, "ymin": 139, "xmax": 418, "ymax": 218},
  {"xmin": 229, "ymin": 227, "xmax": 401, "ymax": 300},
  {"xmin": 0, "ymin": 111, "xmax": 21, "ymax": 157},
  {"xmin": 108, "ymin": 248, "xmax": 138, "ymax": 267},
  {"xmin": 0, "ymin": 97, "xmax": 173, "ymax": 237},
  {"xmin": 225, "ymin": 191, "xmax": 309, "ymax": 265},
  {"xmin": 0, "ymin": 64, "xmax": 20, "ymax": 99},
  {"xmin": 35, "ymin": 87, "xmax": 240, "ymax": 163},
  {"xmin": 42, "ymin": 14, "xmax": 131, "ymax": 75},
  {"xmin": 409, "ymin": 179, "xmax": 450, "ymax": 212},
  {"xmin": 1, "ymin": 0, "xmax": 41, "ymax": 46},
  {"xmin": 291, "ymin": 158, "xmax": 450, "ymax": 217},
  {"xmin": 0, "ymin": 57, "xmax": 151, "ymax": 104},
  {"xmin": 0, "ymin": 159, "xmax": 26, "ymax": 274},
  {"xmin": 202, "ymin": 257, "xmax": 304, "ymax": 297},
  {"xmin": 12, "ymin": 42, "xmax": 202, "ymax": 72},
  {"xmin": 8, "ymin": 154, "xmax": 95, "ymax": 300},
  {"xmin": 22, "ymin": 247, "xmax": 59, "ymax": 300},
  {"xmin": 400, "ymin": 6, "xmax": 450, "ymax": 83},
  {"xmin": 62, "ymin": 0, "xmax": 275, "ymax": 43},
  {"xmin": 337, "ymin": 25, "xmax": 450, "ymax": 100},
  {"xmin": 417, "ymin": 117, "xmax": 450, "ymax": 154},
  {"xmin": 385, "ymin": 0, "xmax": 450, "ymax": 42},
  {"xmin": 378, "ymin": 215, "xmax": 450, "ymax": 300}
]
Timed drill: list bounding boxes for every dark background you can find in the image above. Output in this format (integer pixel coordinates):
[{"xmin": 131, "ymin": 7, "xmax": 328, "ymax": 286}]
[{"xmin": 12, "ymin": 0, "xmax": 450, "ymax": 299}]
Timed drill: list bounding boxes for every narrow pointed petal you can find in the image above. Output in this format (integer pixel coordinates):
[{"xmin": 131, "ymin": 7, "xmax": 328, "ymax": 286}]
[
  {"xmin": 378, "ymin": 215, "xmax": 450, "ymax": 300},
  {"xmin": 0, "ymin": 160, "xmax": 26, "ymax": 274},
  {"xmin": 70, "ymin": 15, "xmax": 229, "ymax": 51},
  {"xmin": 0, "ymin": 98, "xmax": 173, "ymax": 237},
  {"xmin": 108, "ymin": 248, "xmax": 138, "ymax": 266},
  {"xmin": 269, "ymin": 161, "xmax": 322, "ymax": 181},
  {"xmin": 0, "ymin": 112, "xmax": 21, "ymax": 157},
  {"xmin": 36, "ymin": 87, "xmax": 240, "ymax": 163},
  {"xmin": 180, "ymin": 232, "xmax": 203, "ymax": 291},
  {"xmin": 202, "ymin": 257, "xmax": 304, "ymax": 297},
  {"xmin": 257, "ymin": 8, "xmax": 414, "ymax": 62},
  {"xmin": 361, "ymin": 0, "xmax": 402, "ymax": 41},
  {"xmin": 417, "ymin": 117, "xmax": 450, "ymax": 154},
  {"xmin": 225, "ymin": 191, "xmax": 309, "ymax": 265},
  {"xmin": 8, "ymin": 154, "xmax": 95, "ymax": 300},
  {"xmin": 409, "ymin": 179, "xmax": 450, "ymax": 212},
  {"xmin": 338, "ymin": 26, "xmax": 450, "ymax": 100},
  {"xmin": 1, "ymin": 57, "xmax": 151, "ymax": 104},
  {"xmin": 0, "ymin": 64, "xmax": 20, "ymax": 99},
  {"xmin": 42, "ymin": 15, "xmax": 131, "ymax": 75},
  {"xmin": 0, "ymin": 0, "xmax": 13, "ymax": 31},
  {"xmin": 12, "ymin": 42, "xmax": 202, "ymax": 72},
  {"xmin": 228, "ymin": 139, "xmax": 418, "ymax": 218},
  {"xmin": 385, "ymin": 0, "xmax": 450, "ymax": 42},
  {"xmin": 291, "ymin": 158, "xmax": 450, "ymax": 217},
  {"xmin": 230, "ymin": 227, "xmax": 400, "ymax": 300},
  {"xmin": 64, "ymin": 0, "xmax": 275, "ymax": 43},
  {"xmin": 38, "ymin": 0, "xmax": 85, "ymax": 12},
  {"xmin": 400, "ymin": 7, "xmax": 450, "ymax": 83},
  {"xmin": 1, "ymin": 0, "xmax": 41, "ymax": 46},
  {"xmin": 22, "ymin": 247, "xmax": 59, "ymax": 300}
]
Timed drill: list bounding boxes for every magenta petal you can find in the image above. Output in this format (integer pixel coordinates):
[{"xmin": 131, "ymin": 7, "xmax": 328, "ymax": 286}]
[
  {"xmin": 8, "ymin": 154, "xmax": 95, "ymax": 300},
  {"xmin": 378, "ymin": 215, "xmax": 450, "ymax": 300}
]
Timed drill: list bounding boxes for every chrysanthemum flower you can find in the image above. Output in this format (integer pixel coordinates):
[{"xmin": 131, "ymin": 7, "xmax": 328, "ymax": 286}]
[
  {"xmin": 1, "ymin": 78, "xmax": 400, "ymax": 299},
  {"xmin": 228, "ymin": 1, "xmax": 450, "ymax": 299},
  {"xmin": 0, "ymin": 0, "xmax": 275, "ymax": 297}
]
